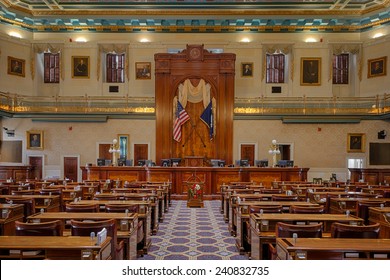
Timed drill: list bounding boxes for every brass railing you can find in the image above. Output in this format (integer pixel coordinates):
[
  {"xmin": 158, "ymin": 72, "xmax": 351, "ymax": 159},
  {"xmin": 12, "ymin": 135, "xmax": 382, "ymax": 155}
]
[
  {"xmin": 1, "ymin": 92, "xmax": 389, "ymax": 117},
  {"xmin": 234, "ymin": 94, "xmax": 389, "ymax": 116},
  {"xmin": 0, "ymin": 93, "xmax": 155, "ymax": 114}
]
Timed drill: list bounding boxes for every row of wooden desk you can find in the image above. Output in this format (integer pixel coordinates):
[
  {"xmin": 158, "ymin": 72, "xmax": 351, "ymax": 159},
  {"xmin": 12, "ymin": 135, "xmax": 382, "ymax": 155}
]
[
  {"xmin": 0, "ymin": 182, "xmax": 173, "ymax": 259},
  {"xmin": 220, "ymin": 182, "xmax": 390, "ymax": 260}
]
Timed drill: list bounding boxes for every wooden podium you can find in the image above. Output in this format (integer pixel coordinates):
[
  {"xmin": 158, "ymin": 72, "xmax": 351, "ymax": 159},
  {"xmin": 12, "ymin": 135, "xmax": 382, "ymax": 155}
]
[
  {"xmin": 186, "ymin": 182, "xmax": 204, "ymax": 208},
  {"xmin": 184, "ymin": 156, "xmax": 204, "ymax": 167}
]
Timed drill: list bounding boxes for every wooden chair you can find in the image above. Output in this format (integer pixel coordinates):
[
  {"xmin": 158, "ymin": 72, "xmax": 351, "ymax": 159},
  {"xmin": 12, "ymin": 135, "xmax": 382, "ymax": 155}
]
[
  {"xmin": 268, "ymin": 222, "xmax": 323, "ymax": 259},
  {"xmin": 6, "ymin": 197, "xmax": 36, "ymax": 221},
  {"xmin": 331, "ymin": 222, "xmax": 380, "ymax": 239},
  {"xmin": 290, "ymin": 205, "xmax": 325, "ymax": 214},
  {"xmin": 271, "ymin": 195, "xmax": 298, "ymax": 201},
  {"xmin": 15, "ymin": 220, "xmax": 63, "ymax": 236},
  {"xmin": 105, "ymin": 204, "xmax": 144, "ymax": 256},
  {"xmin": 11, "ymin": 190, "xmax": 35, "ymax": 195},
  {"xmin": 70, "ymin": 219, "xmax": 124, "ymax": 260},
  {"xmin": 357, "ymin": 200, "xmax": 386, "ymax": 225},
  {"xmin": 245, "ymin": 205, "xmax": 283, "ymax": 258},
  {"xmin": 93, "ymin": 193, "xmax": 118, "ymax": 200},
  {"xmin": 65, "ymin": 203, "xmax": 99, "ymax": 212},
  {"xmin": 260, "ymin": 189, "xmax": 282, "ymax": 194},
  {"xmin": 276, "ymin": 222, "xmax": 323, "ymax": 238}
]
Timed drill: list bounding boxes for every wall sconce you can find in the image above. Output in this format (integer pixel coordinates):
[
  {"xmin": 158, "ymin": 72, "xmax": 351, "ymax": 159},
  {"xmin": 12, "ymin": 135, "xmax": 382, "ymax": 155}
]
[
  {"xmin": 378, "ymin": 130, "xmax": 387, "ymax": 139},
  {"xmin": 3, "ymin": 127, "xmax": 15, "ymax": 137}
]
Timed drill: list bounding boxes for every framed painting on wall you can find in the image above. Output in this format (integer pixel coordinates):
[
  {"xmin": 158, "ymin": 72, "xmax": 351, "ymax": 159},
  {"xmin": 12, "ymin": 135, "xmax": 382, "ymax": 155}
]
[
  {"xmin": 72, "ymin": 56, "xmax": 90, "ymax": 78},
  {"xmin": 27, "ymin": 130, "xmax": 44, "ymax": 150},
  {"xmin": 241, "ymin": 62, "xmax": 253, "ymax": 77},
  {"xmin": 301, "ymin": 57, "xmax": 321, "ymax": 86},
  {"xmin": 118, "ymin": 134, "xmax": 129, "ymax": 159},
  {"xmin": 347, "ymin": 133, "xmax": 365, "ymax": 153},
  {"xmin": 8, "ymin": 56, "xmax": 25, "ymax": 77},
  {"xmin": 135, "ymin": 62, "xmax": 151, "ymax": 79},
  {"xmin": 368, "ymin": 56, "xmax": 387, "ymax": 78}
]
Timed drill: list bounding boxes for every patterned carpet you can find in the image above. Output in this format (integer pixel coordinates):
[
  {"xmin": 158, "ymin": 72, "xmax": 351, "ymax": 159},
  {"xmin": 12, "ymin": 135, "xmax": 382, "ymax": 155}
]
[{"xmin": 141, "ymin": 200, "xmax": 248, "ymax": 260}]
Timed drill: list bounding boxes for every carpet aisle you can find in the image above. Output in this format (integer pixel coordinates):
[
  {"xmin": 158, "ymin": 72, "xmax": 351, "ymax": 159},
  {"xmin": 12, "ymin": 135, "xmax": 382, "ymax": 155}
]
[{"xmin": 141, "ymin": 200, "xmax": 248, "ymax": 260}]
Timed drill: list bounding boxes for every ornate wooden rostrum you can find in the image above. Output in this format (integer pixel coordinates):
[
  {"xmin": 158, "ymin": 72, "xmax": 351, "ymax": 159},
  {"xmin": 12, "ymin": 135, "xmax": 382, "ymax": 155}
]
[{"xmin": 186, "ymin": 181, "xmax": 204, "ymax": 208}]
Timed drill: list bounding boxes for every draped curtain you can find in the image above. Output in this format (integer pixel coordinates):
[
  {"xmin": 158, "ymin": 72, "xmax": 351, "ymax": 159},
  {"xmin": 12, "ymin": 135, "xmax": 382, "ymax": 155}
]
[
  {"xmin": 329, "ymin": 43, "xmax": 363, "ymax": 81},
  {"xmin": 262, "ymin": 44, "xmax": 294, "ymax": 81},
  {"xmin": 30, "ymin": 43, "xmax": 64, "ymax": 80},
  {"xmin": 97, "ymin": 44, "xmax": 129, "ymax": 81}
]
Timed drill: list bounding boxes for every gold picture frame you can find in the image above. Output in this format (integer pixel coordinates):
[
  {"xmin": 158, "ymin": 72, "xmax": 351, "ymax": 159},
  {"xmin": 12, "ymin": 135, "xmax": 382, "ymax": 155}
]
[
  {"xmin": 347, "ymin": 133, "xmax": 365, "ymax": 153},
  {"xmin": 368, "ymin": 56, "xmax": 387, "ymax": 78},
  {"xmin": 7, "ymin": 56, "xmax": 25, "ymax": 77},
  {"xmin": 118, "ymin": 134, "xmax": 129, "ymax": 159},
  {"xmin": 27, "ymin": 130, "xmax": 44, "ymax": 150},
  {"xmin": 135, "ymin": 62, "xmax": 151, "ymax": 80},
  {"xmin": 241, "ymin": 62, "xmax": 253, "ymax": 77},
  {"xmin": 72, "ymin": 56, "xmax": 90, "ymax": 78},
  {"xmin": 301, "ymin": 57, "xmax": 321, "ymax": 86}
]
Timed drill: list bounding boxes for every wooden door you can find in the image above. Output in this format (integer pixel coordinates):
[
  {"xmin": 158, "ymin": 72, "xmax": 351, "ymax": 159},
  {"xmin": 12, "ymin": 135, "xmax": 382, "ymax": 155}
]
[
  {"xmin": 99, "ymin": 144, "xmax": 111, "ymax": 160},
  {"xmin": 280, "ymin": 144, "xmax": 291, "ymax": 160},
  {"xmin": 64, "ymin": 157, "xmax": 78, "ymax": 182},
  {"xmin": 240, "ymin": 144, "xmax": 255, "ymax": 166},
  {"xmin": 29, "ymin": 156, "xmax": 43, "ymax": 180},
  {"xmin": 134, "ymin": 144, "xmax": 148, "ymax": 166}
]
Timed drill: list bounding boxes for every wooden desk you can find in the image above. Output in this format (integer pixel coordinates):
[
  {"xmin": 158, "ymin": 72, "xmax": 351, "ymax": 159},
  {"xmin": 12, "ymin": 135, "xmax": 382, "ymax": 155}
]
[
  {"xmin": 27, "ymin": 212, "xmax": 138, "ymax": 260},
  {"xmin": 70, "ymin": 200, "xmax": 151, "ymax": 254},
  {"xmin": 249, "ymin": 213, "xmax": 364, "ymax": 260},
  {"xmin": 235, "ymin": 201, "xmax": 318, "ymax": 254},
  {"xmin": 276, "ymin": 237, "xmax": 390, "ymax": 260},
  {"xmin": 369, "ymin": 206, "xmax": 390, "ymax": 238},
  {"xmin": 0, "ymin": 204, "xmax": 24, "ymax": 235},
  {"xmin": 0, "ymin": 236, "xmax": 112, "ymax": 260},
  {"xmin": 329, "ymin": 197, "xmax": 390, "ymax": 215},
  {"xmin": 0, "ymin": 195, "xmax": 61, "ymax": 212}
]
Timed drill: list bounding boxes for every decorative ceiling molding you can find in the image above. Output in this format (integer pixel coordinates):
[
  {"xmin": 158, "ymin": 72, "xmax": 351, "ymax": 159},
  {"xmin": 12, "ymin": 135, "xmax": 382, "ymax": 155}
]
[{"xmin": 0, "ymin": 0, "xmax": 389, "ymax": 33}]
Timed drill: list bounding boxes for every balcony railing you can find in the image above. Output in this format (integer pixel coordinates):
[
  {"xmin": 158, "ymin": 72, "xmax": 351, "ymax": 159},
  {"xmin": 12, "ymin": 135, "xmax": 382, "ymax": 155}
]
[
  {"xmin": 1, "ymin": 92, "xmax": 389, "ymax": 117},
  {"xmin": 234, "ymin": 95, "xmax": 389, "ymax": 116},
  {"xmin": 0, "ymin": 93, "xmax": 155, "ymax": 115}
]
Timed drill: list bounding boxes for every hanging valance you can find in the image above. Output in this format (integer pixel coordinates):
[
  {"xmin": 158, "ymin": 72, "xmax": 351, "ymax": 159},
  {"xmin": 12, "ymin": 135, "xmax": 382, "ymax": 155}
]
[
  {"xmin": 329, "ymin": 43, "xmax": 363, "ymax": 81},
  {"xmin": 173, "ymin": 79, "xmax": 216, "ymax": 136},
  {"xmin": 97, "ymin": 44, "xmax": 129, "ymax": 81},
  {"xmin": 262, "ymin": 44, "xmax": 294, "ymax": 81},
  {"xmin": 30, "ymin": 43, "xmax": 64, "ymax": 80}
]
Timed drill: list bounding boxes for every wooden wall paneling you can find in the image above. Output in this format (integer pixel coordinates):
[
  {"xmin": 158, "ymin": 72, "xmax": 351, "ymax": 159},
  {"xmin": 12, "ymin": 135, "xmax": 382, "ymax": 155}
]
[{"xmin": 155, "ymin": 45, "xmax": 235, "ymax": 165}]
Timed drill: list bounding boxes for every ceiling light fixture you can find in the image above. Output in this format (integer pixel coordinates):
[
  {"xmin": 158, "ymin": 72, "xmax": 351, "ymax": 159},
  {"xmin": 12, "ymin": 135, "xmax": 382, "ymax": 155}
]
[
  {"xmin": 9, "ymin": 31, "xmax": 22, "ymax": 38},
  {"xmin": 373, "ymin": 33, "xmax": 384, "ymax": 39}
]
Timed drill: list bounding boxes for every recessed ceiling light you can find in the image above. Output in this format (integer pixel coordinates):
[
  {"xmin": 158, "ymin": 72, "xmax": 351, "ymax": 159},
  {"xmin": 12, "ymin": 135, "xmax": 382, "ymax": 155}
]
[
  {"xmin": 305, "ymin": 38, "xmax": 317, "ymax": 43},
  {"xmin": 75, "ymin": 37, "xmax": 87, "ymax": 42},
  {"xmin": 373, "ymin": 33, "xmax": 384, "ymax": 39},
  {"xmin": 9, "ymin": 31, "xmax": 22, "ymax": 38}
]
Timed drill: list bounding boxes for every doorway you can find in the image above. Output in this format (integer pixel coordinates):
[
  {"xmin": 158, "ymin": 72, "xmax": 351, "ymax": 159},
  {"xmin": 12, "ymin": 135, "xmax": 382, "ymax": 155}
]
[
  {"xmin": 63, "ymin": 156, "xmax": 79, "ymax": 182},
  {"xmin": 28, "ymin": 155, "xmax": 44, "ymax": 180},
  {"xmin": 240, "ymin": 144, "xmax": 256, "ymax": 166},
  {"xmin": 134, "ymin": 144, "xmax": 149, "ymax": 166}
]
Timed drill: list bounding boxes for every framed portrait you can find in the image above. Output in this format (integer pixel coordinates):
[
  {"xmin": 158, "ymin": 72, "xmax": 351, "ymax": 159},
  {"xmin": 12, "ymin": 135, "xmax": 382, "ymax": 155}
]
[
  {"xmin": 72, "ymin": 56, "xmax": 90, "ymax": 78},
  {"xmin": 27, "ymin": 130, "xmax": 44, "ymax": 150},
  {"xmin": 135, "ymin": 62, "xmax": 151, "ymax": 80},
  {"xmin": 347, "ymin": 133, "xmax": 365, "ymax": 153},
  {"xmin": 7, "ymin": 56, "xmax": 25, "ymax": 77},
  {"xmin": 241, "ymin": 62, "xmax": 253, "ymax": 77},
  {"xmin": 367, "ymin": 56, "xmax": 387, "ymax": 78},
  {"xmin": 301, "ymin": 57, "xmax": 321, "ymax": 86},
  {"xmin": 118, "ymin": 134, "xmax": 129, "ymax": 159}
]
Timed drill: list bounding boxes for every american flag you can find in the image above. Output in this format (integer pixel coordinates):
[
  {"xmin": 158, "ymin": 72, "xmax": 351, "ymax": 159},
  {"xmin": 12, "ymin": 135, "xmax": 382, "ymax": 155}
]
[{"xmin": 173, "ymin": 101, "xmax": 190, "ymax": 142}]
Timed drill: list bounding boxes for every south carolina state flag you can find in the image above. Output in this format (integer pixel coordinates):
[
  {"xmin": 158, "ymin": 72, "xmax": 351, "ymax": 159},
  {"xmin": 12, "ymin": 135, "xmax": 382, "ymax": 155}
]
[
  {"xmin": 200, "ymin": 101, "xmax": 214, "ymax": 140},
  {"xmin": 173, "ymin": 101, "xmax": 190, "ymax": 142}
]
